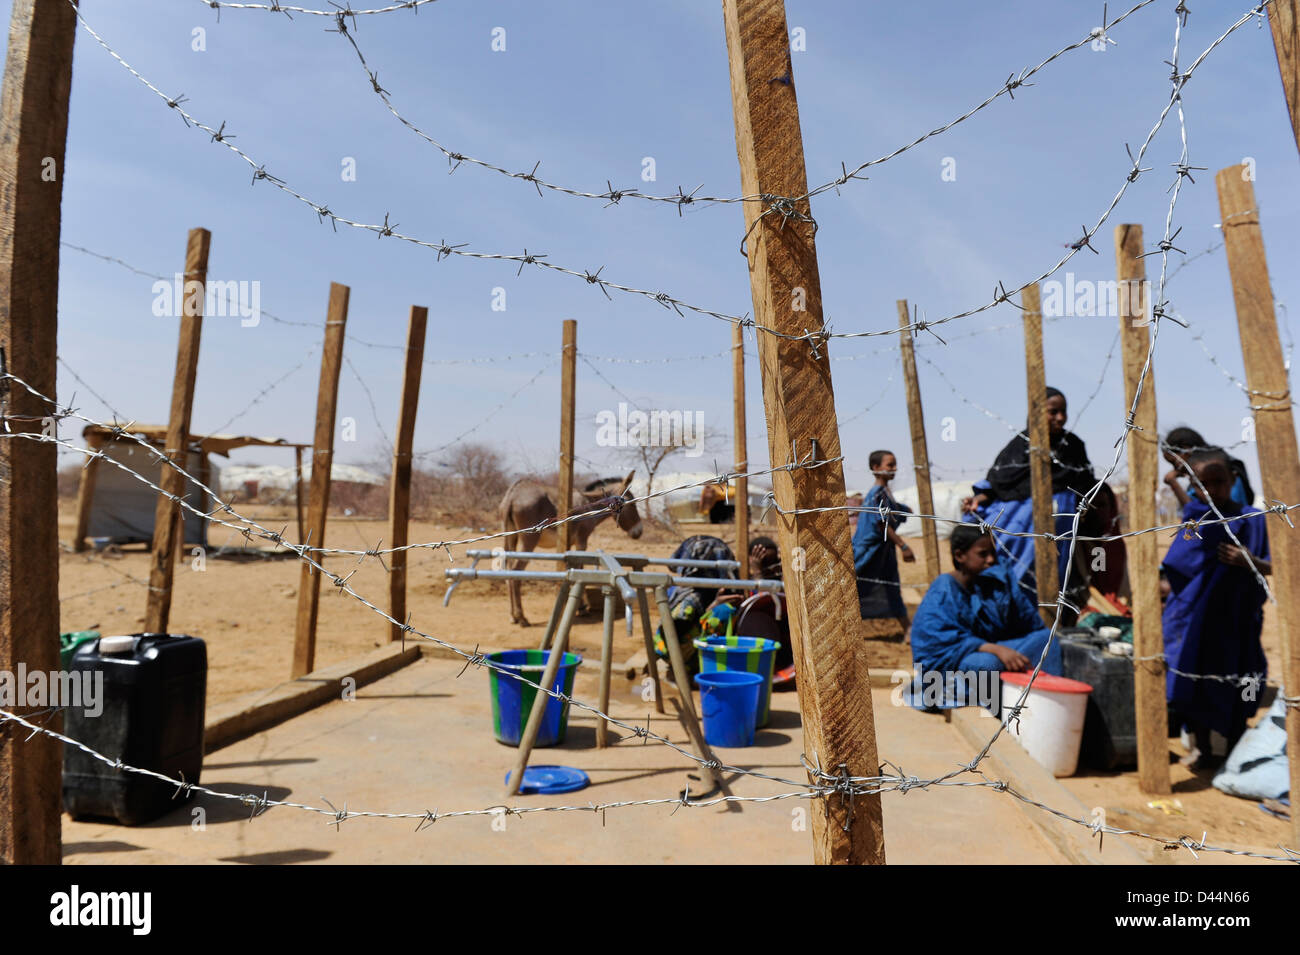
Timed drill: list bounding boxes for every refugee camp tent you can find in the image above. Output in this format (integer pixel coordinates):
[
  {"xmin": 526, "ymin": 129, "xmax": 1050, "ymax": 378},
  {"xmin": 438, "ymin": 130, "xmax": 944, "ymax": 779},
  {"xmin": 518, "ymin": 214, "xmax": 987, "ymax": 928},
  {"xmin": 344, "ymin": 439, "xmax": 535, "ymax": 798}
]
[{"xmin": 72, "ymin": 425, "xmax": 309, "ymax": 551}]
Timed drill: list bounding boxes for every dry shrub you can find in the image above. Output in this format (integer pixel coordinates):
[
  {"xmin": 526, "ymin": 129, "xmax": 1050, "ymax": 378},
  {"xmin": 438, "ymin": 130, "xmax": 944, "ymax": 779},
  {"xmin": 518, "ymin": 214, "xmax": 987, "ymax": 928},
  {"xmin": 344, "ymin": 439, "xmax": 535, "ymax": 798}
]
[
  {"xmin": 410, "ymin": 443, "xmax": 514, "ymax": 526},
  {"xmin": 330, "ymin": 480, "xmax": 389, "ymax": 518}
]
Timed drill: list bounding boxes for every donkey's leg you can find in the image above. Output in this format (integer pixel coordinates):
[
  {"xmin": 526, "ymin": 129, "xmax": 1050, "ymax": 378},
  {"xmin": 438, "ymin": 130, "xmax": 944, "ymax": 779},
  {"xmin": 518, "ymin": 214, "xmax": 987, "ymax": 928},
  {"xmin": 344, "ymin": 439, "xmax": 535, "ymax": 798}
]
[
  {"xmin": 503, "ymin": 522, "xmax": 526, "ymax": 626},
  {"xmin": 509, "ymin": 532, "xmax": 539, "ymax": 627}
]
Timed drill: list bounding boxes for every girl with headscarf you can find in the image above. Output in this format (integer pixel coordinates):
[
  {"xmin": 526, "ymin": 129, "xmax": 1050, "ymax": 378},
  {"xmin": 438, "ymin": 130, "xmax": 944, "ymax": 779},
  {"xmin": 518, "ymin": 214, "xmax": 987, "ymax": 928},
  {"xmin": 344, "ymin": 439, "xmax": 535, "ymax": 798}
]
[
  {"xmin": 960, "ymin": 387, "xmax": 1095, "ymax": 606},
  {"xmin": 1162, "ymin": 426, "xmax": 1255, "ymax": 510}
]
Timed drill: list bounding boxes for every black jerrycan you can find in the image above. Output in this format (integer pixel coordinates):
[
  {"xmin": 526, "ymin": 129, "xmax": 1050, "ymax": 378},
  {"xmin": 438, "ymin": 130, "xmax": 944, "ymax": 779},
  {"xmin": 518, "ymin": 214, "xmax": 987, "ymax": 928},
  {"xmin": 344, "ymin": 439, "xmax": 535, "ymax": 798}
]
[{"xmin": 62, "ymin": 633, "xmax": 207, "ymax": 825}]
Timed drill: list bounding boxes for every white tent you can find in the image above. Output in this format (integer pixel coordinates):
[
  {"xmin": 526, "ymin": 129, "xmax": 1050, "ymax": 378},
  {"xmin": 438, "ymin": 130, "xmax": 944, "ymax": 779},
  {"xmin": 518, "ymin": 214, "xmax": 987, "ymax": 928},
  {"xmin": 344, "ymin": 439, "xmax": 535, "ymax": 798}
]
[{"xmin": 631, "ymin": 471, "xmax": 771, "ymax": 524}]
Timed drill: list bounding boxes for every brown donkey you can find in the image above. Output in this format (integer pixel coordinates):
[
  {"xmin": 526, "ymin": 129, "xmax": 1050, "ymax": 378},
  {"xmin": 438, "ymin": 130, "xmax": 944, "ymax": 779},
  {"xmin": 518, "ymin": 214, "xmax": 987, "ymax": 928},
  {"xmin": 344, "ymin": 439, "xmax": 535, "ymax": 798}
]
[{"xmin": 498, "ymin": 471, "xmax": 642, "ymax": 625}]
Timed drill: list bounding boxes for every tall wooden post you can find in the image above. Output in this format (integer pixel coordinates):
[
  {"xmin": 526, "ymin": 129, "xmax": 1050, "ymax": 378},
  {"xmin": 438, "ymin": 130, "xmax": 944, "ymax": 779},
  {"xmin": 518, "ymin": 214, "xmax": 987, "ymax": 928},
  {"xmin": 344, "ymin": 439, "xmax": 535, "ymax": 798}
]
[
  {"xmin": 1215, "ymin": 172, "xmax": 1300, "ymax": 847},
  {"xmin": 71, "ymin": 453, "xmax": 99, "ymax": 551},
  {"xmin": 556, "ymin": 319, "xmax": 576, "ymax": 552},
  {"xmin": 388, "ymin": 305, "xmax": 427, "ymax": 641},
  {"xmin": 1022, "ymin": 284, "xmax": 1059, "ymax": 625},
  {"xmin": 0, "ymin": 0, "xmax": 77, "ymax": 866},
  {"xmin": 292, "ymin": 282, "xmax": 349, "ymax": 679},
  {"xmin": 1115, "ymin": 224, "xmax": 1170, "ymax": 796},
  {"xmin": 293, "ymin": 444, "xmax": 305, "ymax": 542},
  {"xmin": 725, "ymin": 0, "xmax": 884, "ymax": 865},
  {"xmin": 1269, "ymin": 0, "xmax": 1300, "ymax": 155},
  {"xmin": 732, "ymin": 323, "xmax": 750, "ymax": 564},
  {"xmin": 144, "ymin": 228, "xmax": 210, "ymax": 633},
  {"xmin": 895, "ymin": 300, "xmax": 940, "ymax": 584}
]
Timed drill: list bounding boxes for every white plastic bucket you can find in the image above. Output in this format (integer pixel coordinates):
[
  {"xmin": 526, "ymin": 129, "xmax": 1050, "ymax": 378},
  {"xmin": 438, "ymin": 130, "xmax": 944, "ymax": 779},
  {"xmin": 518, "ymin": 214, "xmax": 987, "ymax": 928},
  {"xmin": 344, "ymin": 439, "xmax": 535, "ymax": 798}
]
[{"xmin": 999, "ymin": 671, "xmax": 1093, "ymax": 777}]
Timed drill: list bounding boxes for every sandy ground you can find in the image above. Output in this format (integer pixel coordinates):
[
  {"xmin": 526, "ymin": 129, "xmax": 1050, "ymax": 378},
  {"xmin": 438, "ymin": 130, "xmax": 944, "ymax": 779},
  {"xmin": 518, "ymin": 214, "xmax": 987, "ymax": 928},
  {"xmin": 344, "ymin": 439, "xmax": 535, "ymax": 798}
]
[
  {"xmin": 56, "ymin": 506, "xmax": 911, "ymax": 705},
  {"xmin": 55, "ymin": 504, "xmax": 1292, "ymax": 860}
]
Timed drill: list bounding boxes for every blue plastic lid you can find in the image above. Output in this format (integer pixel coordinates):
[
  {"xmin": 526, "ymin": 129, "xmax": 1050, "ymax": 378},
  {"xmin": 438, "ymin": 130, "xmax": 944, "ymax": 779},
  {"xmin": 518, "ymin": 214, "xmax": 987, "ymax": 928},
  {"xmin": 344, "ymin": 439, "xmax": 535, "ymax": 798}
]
[{"xmin": 504, "ymin": 765, "xmax": 590, "ymax": 795}]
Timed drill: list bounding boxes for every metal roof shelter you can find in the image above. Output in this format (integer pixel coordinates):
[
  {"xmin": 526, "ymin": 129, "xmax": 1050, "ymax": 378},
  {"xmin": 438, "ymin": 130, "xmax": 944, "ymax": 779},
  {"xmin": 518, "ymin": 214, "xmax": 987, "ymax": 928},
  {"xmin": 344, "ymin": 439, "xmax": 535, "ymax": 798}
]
[{"xmin": 71, "ymin": 424, "xmax": 310, "ymax": 552}]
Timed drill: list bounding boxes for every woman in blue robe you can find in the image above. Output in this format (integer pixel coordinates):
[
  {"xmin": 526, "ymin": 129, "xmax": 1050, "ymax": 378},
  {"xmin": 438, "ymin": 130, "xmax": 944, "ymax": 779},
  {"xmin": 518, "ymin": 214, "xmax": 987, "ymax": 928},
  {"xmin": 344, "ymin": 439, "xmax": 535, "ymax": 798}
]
[
  {"xmin": 961, "ymin": 388, "xmax": 1095, "ymax": 614},
  {"xmin": 906, "ymin": 525, "xmax": 1062, "ymax": 710},
  {"xmin": 853, "ymin": 450, "xmax": 914, "ymax": 625},
  {"xmin": 1161, "ymin": 450, "xmax": 1270, "ymax": 766}
]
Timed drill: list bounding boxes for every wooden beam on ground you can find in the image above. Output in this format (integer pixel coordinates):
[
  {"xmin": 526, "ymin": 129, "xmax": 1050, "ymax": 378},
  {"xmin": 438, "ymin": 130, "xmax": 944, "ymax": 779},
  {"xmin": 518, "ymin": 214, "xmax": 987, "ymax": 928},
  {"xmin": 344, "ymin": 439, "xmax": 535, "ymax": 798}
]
[
  {"xmin": 0, "ymin": 0, "xmax": 77, "ymax": 866},
  {"xmin": 896, "ymin": 299, "xmax": 941, "ymax": 585},
  {"xmin": 724, "ymin": 0, "xmax": 884, "ymax": 865},
  {"xmin": 557, "ymin": 319, "xmax": 576, "ymax": 552},
  {"xmin": 1022, "ymin": 284, "xmax": 1059, "ymax": 626},
  {"xmin": 292, "ymin": 282, "xmax": 349, "ymax": 679},
  {"xmin": 732, "ymin": 322, "xmax": 750, "ymax": 564},
  {"xmin": 144, "ymin": 228, "xmax": 210, "ymax": 633},
  {"xmin": 1269, "ymin": 0, "xmax": 1300, "ymax": 156},
  {"xmin": 388, "ymin": 305, "xmax": 427, "ymax": 641},
  {"xmin": 1114, "ymin": 224, "xmax": 1170, "ymax": 796},
  {"xmin": 1215, "ymin": 171, "xmax": 1300, "ymax": 849}
]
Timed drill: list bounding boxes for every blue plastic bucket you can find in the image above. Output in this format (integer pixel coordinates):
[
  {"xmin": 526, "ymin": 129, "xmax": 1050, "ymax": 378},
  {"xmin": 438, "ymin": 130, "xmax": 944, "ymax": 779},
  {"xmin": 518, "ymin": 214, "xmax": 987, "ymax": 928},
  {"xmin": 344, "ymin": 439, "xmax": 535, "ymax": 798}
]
[
  {"xmin": 694, "ymin": 671, "xmax": 764, "ymax": 748},
  {"xmin": 487, "ymin": 650, "xmax": 582, "ymax": 747},
  {"xmin": 693, "ymin": 635, "xmax": 780, "ymax": 727}
]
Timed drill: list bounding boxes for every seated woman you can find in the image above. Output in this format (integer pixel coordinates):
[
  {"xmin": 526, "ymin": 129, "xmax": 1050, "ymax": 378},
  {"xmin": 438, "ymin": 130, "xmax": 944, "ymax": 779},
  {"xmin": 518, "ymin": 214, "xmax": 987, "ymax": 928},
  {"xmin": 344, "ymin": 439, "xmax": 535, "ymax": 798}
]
[
  {"xmin": 700, "ymin": 537, "xmax": 797, "ymax": 685},
  {"xmin": 906, "ymin": 525, "xmax": 1062, "ymax": 710},
  {"xmin": 961, "ymin": 386, "xmax": 1095, "ymax": 621}
]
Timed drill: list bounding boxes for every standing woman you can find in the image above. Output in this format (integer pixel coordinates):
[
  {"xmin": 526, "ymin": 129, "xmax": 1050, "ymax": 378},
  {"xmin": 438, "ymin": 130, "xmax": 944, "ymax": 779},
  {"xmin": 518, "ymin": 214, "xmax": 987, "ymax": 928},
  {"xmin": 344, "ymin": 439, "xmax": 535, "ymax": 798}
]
[{"xmin": 961, "ymin": 387, "xmax": 1095, "ymax": 614}]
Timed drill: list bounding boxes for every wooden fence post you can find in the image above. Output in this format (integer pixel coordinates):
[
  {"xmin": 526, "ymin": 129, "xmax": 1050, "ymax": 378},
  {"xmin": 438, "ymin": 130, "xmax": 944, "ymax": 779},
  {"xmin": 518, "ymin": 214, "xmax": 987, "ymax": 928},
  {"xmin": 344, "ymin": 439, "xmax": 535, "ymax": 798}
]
[
  {"xmin": 1115, "ymin": 224, "xmax": 1170, "ymax": 796},
  {"xmin": 1021, "ymin": 284, "xmax": 1059, "ymax": 625},
  {"xmin": 733, "ymin": 323, "xmax": 750, "ymax": 564},
  {"xmin": 1215, "ymin": 172, "xmax": 1300, "ymax": 847},
  {"xmin": 292, "ymin": 282, "xmax": 349, "ymax": 679},
  {"xmin": 294, "ymin": 444, "xmax": 305, "ymax": 542},
  {"xmin": 71, "ymin": 453, "xmax": 99, "ymax": 551},
  {"xmin": 388, "ymin": 305, "xmax": 427, "ymax": 641},
  {"xmin": 144, "ymin": 228, "xmax": 210, "ymax": 634},
  {"xmin": 557, "ymin": 319, "xmax": 576, "ymax": 552},
  {"xmin": 1269, "ymin": 0, "xmax": 1300, "ymax": 155},
  {"xmin": 725, "ymin": 0, "xmax": 884, "ymax": 865},
  {"xmin": 0, "ymin": 0, "xmax": 77, "ymax": 866},
  {"xmin": 896, "ymin": 299, "xmax": 941, "ymax": 585}
]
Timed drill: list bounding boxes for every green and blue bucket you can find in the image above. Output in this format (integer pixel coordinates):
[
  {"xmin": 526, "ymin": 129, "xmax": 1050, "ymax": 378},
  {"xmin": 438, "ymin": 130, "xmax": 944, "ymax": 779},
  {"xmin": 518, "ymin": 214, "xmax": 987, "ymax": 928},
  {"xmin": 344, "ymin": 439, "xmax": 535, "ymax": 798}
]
[
  {"xmin": 486, "ymin": 649, "xmax": 582, "ymax": 747},
  {"xmin": 693, "ymin": 634, "xmax": 780, "ymax": 727}
]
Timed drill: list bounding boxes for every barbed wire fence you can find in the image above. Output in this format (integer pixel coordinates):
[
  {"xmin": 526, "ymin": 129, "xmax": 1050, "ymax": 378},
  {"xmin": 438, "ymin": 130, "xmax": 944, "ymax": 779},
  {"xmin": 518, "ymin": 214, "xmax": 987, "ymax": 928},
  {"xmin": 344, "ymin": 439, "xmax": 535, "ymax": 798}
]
[{"xmin": 4, "ymin": 0, "xmax": 1296, "ymax": 864}]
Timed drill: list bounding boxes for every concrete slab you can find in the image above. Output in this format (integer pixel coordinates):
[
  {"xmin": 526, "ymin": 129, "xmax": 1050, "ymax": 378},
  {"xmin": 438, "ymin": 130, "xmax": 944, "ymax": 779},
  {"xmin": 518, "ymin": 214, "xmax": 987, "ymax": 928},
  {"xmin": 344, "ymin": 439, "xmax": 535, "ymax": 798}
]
[{"xmin": 63, "ymin": 657, "xmax": 1083, "ymax": 864}]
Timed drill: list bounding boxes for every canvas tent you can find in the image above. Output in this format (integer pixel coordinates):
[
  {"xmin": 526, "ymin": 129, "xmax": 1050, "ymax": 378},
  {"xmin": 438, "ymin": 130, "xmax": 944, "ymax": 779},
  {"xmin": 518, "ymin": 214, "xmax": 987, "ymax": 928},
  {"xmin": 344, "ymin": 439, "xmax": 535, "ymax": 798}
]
[{"xmin": 72, "ymin": 425, "xmax": 309, "ymax": 551}]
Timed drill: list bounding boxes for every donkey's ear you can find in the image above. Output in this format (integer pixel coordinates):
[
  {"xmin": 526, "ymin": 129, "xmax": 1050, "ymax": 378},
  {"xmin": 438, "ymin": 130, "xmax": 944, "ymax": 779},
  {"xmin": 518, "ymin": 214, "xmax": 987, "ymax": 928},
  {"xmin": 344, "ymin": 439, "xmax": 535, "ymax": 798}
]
[{"xmin": 619, "ymin": 470, "xmax": 635, "ymax": 495}]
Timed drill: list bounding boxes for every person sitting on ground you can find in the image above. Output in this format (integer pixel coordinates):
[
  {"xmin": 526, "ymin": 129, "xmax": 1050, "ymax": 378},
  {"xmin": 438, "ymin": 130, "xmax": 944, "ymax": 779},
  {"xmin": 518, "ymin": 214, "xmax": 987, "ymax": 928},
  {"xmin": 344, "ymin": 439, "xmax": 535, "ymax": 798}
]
[
  {"xmin": 961, "ymin": 387, "xmax": 1095, "ymax": 622},
  {"xmin": 852, "ymin": 450, "xmax": 915, "ymax": 631},
  {"xmin": 1085, "ymin": 482, "xmax": 1129, "ymax": 606},
  {"xmin": 653, "ymin": 534, "xmax": 737, "ymax": 671},
  {"xmin": 1161, "ymin": 448, "xmax": 1270, "ymax": 771},
  {"xmin": 907, "ymin": 524, "xmax": 1062, "ymax": 709},
  {"xmin": 1162, "ymin": 426, "xmax": 1255, "ymax": 510},
  {"xmin": 704, "ymin": 536, "xmax": 795, "ymax": 680}
]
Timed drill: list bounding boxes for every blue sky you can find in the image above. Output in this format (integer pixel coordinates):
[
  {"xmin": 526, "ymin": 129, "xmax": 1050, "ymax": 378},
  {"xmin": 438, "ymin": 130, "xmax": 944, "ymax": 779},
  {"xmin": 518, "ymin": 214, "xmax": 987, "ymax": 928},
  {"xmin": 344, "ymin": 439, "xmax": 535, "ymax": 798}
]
[{"xmin": 21, "ymin": 0, "xmax": 1300, "ymax": 496}]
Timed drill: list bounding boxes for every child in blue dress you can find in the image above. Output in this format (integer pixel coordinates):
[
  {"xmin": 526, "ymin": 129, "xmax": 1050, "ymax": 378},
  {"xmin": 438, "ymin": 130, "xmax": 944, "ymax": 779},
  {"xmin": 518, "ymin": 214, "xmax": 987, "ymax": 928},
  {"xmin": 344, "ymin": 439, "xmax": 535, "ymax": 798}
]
[{"xmin": 852, "ymin": 450, "xmax": 915, "ymax": 628}]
